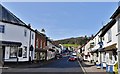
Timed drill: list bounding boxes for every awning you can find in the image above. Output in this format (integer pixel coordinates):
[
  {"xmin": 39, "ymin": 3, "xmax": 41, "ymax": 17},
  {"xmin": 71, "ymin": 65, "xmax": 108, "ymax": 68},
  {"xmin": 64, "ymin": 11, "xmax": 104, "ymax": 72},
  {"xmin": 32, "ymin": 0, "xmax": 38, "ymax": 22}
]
[
  {"xmin": 104, "ymin": 43, "xmax": 117, "ymax": 51},
  {"xmin": 35, "ymin": 48, "xmax": 47, "ymax": 52},
  {"xmin": 0, "ymin": 41, "xmax": 22, "ymax": 46}
]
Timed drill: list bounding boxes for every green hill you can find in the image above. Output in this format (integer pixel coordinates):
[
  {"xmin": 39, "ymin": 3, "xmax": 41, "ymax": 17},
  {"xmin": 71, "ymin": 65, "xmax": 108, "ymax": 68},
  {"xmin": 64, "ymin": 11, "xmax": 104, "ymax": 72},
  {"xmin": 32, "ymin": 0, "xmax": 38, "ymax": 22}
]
[{"xmin": 54, "ymin": 35, "xmax": 92, "ymax": 47}]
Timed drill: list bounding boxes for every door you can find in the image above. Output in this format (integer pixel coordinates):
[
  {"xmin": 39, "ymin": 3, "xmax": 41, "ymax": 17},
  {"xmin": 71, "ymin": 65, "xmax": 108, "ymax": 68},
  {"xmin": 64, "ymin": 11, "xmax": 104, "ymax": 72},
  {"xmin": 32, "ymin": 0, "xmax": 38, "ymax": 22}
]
[{"xmin": 0, "ymin": 46, "xmax": 4, "ymax": 66}]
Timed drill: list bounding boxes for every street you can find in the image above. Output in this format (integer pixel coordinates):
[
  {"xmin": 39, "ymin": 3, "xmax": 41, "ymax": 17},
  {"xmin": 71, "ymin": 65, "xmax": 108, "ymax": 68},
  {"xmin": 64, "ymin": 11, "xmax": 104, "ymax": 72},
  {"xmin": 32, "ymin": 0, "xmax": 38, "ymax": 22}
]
[{"xmin": 2, "ymin": 56, "xmax": 84, "ymax": 74}]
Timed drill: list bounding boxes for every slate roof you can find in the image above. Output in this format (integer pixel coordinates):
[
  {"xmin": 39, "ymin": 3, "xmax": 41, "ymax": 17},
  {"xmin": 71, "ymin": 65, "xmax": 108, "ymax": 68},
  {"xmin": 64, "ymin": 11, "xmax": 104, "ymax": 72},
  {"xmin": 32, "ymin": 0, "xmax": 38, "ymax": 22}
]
[{"xmin": 0, "ymin": 4, "xmax": 35, "ymax": 32}]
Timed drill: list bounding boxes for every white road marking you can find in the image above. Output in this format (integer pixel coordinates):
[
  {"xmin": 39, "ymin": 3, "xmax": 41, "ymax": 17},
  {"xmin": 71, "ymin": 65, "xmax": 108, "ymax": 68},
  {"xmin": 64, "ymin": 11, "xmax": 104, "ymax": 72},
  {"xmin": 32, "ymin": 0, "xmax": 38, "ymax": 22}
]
[{"xmin": 77, "ymin": 60, "xmax": 87, "ymax": 74}]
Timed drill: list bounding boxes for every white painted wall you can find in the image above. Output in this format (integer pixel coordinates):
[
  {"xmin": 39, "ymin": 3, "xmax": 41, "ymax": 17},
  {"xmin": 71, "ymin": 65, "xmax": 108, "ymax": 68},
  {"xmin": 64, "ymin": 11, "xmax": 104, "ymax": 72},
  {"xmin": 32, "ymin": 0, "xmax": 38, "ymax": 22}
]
[
  {"xmin": 103, "ymin": 22, "xmax": 118, "ymax": 48},
  {"xmin": 0, "ymin": 21, "xmax": 35, "ymax": 62}
]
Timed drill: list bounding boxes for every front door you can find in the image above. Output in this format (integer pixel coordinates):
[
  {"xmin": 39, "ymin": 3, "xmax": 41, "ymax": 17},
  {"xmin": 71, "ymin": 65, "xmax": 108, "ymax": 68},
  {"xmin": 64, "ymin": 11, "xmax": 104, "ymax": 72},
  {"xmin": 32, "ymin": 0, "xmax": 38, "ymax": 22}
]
[{"xmin": 0, "ymin": 46, "xmax": 4, "ymax": 66}]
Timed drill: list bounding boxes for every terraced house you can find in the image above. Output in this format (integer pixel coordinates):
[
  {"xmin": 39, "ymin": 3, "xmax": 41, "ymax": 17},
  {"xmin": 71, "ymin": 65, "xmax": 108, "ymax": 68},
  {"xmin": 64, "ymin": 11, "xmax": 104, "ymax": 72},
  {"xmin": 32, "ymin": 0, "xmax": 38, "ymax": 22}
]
[
  {"xmin": 0, "ymin": 4, "xmax": 35, "ymax": 63},
  {"xmin": 110, "ymin": 5, "xmax": 120, "ymax": 74},
  {"xmin": 81, "ymin": 5, "xmax": 119, "ymax": 74},
  {"xmin": 89, "ymin": 29, "xmax": 103, "ymax": 69},
  {"xmin": 99, "ymin": 19, "xmax": 118, "ymax": 73},
  {"xmin": 34, "ymin": 30, "xmax": 47, "ymax": 61}
]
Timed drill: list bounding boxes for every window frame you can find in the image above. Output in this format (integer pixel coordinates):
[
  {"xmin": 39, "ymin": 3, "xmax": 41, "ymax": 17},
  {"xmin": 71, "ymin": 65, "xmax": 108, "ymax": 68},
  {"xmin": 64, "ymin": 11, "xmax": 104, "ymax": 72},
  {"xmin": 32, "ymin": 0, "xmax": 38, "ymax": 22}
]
[
  {"xmin": 24, "ymin": 29, "xmax": 27, "ymax": 37},
  {"xmin": 107, "ymin": 29, "xmax": 112, "ymax": 43},
  {"xmin": 32, "ymin": 33, "xmax": 34, "ymax": 39},
  {"xmin": 0, "ymin": 25, "xmax": 5, "ymax": 33}
]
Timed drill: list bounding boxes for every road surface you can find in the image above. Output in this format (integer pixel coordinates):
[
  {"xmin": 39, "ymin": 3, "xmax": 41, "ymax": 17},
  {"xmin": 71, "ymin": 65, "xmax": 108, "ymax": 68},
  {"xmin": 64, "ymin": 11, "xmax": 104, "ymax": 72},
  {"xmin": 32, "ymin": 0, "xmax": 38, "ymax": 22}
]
[{"xmin": 2, "ymin": 56, "xmax": 84, "ymax": 74}]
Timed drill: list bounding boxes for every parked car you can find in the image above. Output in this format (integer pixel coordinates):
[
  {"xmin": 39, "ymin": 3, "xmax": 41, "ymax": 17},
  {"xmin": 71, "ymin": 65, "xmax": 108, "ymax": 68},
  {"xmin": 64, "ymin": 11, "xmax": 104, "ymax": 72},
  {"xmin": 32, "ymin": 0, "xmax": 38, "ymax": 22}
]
[{"xmin": 68, "ymin": 56, "xmax": 77, "ymax": 61}]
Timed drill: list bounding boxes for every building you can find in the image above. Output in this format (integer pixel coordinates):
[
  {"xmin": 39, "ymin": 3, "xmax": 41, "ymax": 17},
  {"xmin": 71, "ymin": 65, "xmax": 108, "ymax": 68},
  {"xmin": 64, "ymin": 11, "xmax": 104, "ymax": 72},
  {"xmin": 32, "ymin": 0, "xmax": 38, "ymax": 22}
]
[
  {"xmin": 83, "ymin": 40, "xmax": 92, "ymax": 62},
  {"xmin": 46, "ymin": 38, "xmax": 56, "ymax": 60},
  {"xmin": 0, "ymin": 4, "xmax": 35, "ymax": 63},
  {"xmin": 99, "ymin": 19, "xmax": 118, "ymax": 73},
  {"xmin": 110, "ymin": 5, "xmax": 120, "ymax": 74},
  {"xmin": 34, "ymin": 30, "xmax": 47, "ymax": 61}
]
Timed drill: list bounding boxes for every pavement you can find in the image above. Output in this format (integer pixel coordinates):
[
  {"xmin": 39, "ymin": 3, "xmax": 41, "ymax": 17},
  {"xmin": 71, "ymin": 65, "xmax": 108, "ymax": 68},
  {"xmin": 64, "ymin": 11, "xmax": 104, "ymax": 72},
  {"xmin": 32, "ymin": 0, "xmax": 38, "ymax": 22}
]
[
  {"xmin": 78, "ymin": 59, "xmax": 107, "ymax": 74},
  {"xmin": 3, "ymin": 58, "xmax": 56, "ymax": 68}
]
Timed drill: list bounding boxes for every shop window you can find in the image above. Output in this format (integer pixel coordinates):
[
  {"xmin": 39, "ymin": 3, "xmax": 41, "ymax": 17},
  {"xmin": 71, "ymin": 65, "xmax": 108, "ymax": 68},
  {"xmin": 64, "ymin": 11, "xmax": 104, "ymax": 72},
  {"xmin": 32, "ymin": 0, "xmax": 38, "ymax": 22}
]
[
  {"xmin": 10, "ymin": 47, "xmax": 17, "ymax": 58},
  {"xmin": 23, "ymin": 46, "xmax": 27, "ymax": 58}
]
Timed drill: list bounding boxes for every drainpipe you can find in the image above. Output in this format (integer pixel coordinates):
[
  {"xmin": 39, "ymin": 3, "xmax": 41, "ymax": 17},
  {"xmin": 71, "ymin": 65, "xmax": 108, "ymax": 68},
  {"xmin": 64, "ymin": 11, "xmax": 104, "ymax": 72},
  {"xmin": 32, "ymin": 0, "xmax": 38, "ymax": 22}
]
[{"xmin": 17, "ymin": 47, "xmax": 19, "ymax": 64}]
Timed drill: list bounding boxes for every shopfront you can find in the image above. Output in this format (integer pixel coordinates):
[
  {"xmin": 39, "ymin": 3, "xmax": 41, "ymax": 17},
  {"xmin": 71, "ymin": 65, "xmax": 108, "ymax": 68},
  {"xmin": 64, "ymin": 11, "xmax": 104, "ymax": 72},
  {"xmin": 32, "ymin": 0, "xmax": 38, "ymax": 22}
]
[
  {"xmin": 104, "ymin": 43, "xmax": 118, "ymax": 73},
  {"xmin": 35, "ymin": 48, "xmax": 47, "ymax": 61}
]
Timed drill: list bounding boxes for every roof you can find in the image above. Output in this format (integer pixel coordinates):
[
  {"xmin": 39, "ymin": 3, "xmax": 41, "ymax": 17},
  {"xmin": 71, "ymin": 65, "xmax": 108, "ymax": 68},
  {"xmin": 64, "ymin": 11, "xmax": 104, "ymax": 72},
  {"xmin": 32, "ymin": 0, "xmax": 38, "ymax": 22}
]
[
  {"xmin": 110, "ymin": 6, "xmax": 120, "ymax": 19},
  {"xmin": 99, "ymin": 19, "xmax": 116, "ymax": 37},
  {"xmin": 0, "ymin": 4, "xmax": 35, "ymax": 32},
  {"xmin": 35, "ymin": 29, "xmax": 46, "ymax": 37}
]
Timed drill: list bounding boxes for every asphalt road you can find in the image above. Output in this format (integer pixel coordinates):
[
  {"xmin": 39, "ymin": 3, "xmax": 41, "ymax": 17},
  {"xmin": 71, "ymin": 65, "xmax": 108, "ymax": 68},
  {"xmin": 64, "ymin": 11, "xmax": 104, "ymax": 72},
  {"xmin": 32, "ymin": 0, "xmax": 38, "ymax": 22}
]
[{"xmin": 2, "ymin": 56, "xmax": 84, "ymax": 74}]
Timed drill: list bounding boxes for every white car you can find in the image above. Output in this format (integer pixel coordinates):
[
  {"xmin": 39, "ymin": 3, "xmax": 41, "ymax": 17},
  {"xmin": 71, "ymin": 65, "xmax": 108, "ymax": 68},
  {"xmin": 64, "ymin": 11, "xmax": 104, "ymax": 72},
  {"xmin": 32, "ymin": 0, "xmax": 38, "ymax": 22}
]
[{"xmin": 72, "ymin": 52, "xmax": 77, "ymax": 59}]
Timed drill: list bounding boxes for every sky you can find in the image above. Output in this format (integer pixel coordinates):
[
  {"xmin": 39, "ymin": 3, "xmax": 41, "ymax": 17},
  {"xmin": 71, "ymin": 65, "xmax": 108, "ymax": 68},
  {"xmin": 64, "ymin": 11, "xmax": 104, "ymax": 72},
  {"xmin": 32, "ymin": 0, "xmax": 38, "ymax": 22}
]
[{"xmin": 1, "ymin": 2, "xmax": 118, "ymax": 40}]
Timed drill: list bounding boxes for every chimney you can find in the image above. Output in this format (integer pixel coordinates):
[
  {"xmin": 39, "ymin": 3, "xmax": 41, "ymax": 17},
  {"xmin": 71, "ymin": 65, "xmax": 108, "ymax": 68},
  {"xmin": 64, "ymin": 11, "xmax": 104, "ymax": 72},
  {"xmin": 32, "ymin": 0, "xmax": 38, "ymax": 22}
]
[
  {"xmin": 41, "ymin": 28, "xmax": 45, "ymax": 34},
  {"xmin": 28, "ymin": 24, "xmax": 31, "ymax": 28}
]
